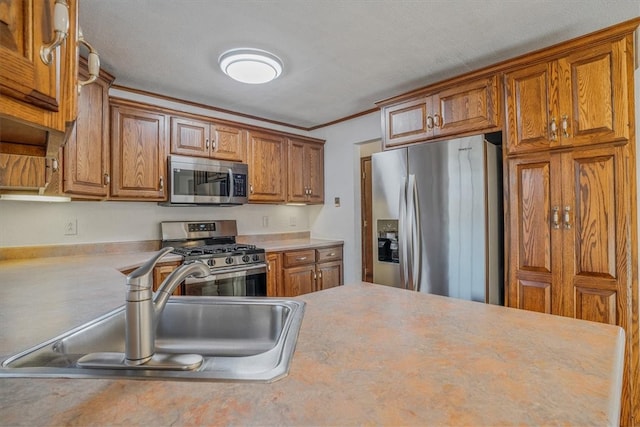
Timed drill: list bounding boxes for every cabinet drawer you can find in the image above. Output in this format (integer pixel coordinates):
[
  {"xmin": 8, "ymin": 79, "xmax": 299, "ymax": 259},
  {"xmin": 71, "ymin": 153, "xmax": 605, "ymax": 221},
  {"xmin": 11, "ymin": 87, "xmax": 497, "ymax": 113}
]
[
  {"xmin": 283, "ymin": 249, "xmax": 316, "ymax": 267},
  {"xmin": 316, "ymin": 246, "xmax": 343, "ymax": 263}
]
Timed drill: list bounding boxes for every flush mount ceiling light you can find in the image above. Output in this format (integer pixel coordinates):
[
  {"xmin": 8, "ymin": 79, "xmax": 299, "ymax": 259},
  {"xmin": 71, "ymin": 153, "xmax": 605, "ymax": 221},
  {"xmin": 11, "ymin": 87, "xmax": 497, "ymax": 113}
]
[{"xmin": 218, "ymin": 48, "xmax": 283, "ymax": 84}]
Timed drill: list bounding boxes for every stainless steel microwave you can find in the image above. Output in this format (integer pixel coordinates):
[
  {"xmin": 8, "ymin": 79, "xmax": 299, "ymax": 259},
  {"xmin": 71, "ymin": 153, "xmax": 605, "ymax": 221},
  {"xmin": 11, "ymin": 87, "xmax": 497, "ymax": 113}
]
[{"xmin": 165, "ymin": 155, "xmax": 248, "ymax": 205}]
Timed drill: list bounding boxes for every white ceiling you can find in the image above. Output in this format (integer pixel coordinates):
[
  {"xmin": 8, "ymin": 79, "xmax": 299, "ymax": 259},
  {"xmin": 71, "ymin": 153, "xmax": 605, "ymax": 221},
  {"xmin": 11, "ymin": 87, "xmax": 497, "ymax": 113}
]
[{"xmin": 79, "ymin": 1, "xmax": 639, "ymax": 129}]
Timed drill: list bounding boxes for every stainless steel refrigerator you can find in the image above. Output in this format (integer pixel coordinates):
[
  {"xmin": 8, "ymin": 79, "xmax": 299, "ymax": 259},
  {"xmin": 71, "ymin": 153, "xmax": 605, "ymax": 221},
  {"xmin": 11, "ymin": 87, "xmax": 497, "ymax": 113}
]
[{"xmin": 371, "ymin": 134, "xmax": 503, "ymax": 304}]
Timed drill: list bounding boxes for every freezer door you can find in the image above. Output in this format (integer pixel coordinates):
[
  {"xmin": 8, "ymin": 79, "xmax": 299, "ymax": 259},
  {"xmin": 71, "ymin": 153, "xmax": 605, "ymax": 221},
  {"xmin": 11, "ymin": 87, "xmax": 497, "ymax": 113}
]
[
  {"xmin": 371, "ymin": 149, "xmax": 406, "ymax": 287},
  {"xmin": 408, "ymin": 135, "xmax": 489, "ymax": 301}
]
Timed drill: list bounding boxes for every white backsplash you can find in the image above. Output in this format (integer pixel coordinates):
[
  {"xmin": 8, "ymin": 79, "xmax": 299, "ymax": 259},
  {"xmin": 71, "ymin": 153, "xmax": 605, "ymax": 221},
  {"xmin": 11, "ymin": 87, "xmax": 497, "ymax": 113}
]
[{"xmin": 0, "ymin": 201, "xmax": 315, "ymax": 247}]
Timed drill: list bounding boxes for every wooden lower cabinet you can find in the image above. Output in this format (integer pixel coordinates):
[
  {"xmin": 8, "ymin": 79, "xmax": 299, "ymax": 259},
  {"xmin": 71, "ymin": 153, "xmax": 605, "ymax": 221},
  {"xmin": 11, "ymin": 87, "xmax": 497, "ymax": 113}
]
[
  {"xmin": 152, "ymin": 261, "xmax": 182, "ymax": 295},
  {"xmin": 268, "ymin": 244, "xmax": 343, "ymax": 297},
  {"xmin": 266, "ymin": 252, "xmax": 282, "ymax": 297}
]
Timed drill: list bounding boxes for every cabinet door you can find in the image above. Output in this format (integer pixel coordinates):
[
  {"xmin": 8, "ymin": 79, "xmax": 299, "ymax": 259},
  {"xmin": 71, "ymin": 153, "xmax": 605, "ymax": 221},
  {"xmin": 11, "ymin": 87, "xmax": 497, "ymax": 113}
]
[
  {"xmin": 506, "ymin": 153, "xmax": 562, "ymax": 314},
  {"xmin": 63, "ymin": 62, "xmax": 112, "ymax": 198},
  {"xmin": 504, "ymin": 62, "xmax": 558, "ymax": 155},
  {"xmin": 211, "ymin": 124, "xmax": 245, "ymax": 162},
  {"xmin": 266, "ymin": 252, "xmax": 282, "ymax": 297},
  {"xmin": 169, "ymin": 116, "xmax": 210, "ymax": 157},
  {"xmin": 287, "ymin": 139, "xmax": 307, "ymax": 202},
  {"xmin": 317, "ymin": 261, "xmax": 343, "ymax": 290},
  {"xmin": 111, "ymin": 105, "xmax": 168, "ymax": 200},
  {"xmin": 306, "ymin": 142, "xmax": 324, "ymax": 204},
  {"xmin": 381, "ymin": 97, "xmax": 432, "ymax": 148},
  {"xmin": 247, "ymin": 131, "xmax": 287, "ymax": 203},
  {"xmin": 0, "ymin": 0, "xmax": 59, "ymax": 113},
  {"xmin": 557, "ymin": 38, "xmax": 630, "ymax": 147},
  {"xmin": 559, "ymin": 146, "xmax": 630, "ymax": 324},
  {"xmin": 282, "ymin": 265, "xmax": 316, "ymax": 297},
  {"xmin": 435, "ymin": 75, "xmax": 499, "ymax": 138}
]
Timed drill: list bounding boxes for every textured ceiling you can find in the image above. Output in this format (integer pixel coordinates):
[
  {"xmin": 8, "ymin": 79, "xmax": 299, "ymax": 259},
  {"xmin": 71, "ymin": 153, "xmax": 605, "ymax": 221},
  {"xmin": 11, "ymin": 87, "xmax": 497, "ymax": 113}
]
[{"xmin": 79, "ymin": 1, "xmax": 639, "ymax": 129}]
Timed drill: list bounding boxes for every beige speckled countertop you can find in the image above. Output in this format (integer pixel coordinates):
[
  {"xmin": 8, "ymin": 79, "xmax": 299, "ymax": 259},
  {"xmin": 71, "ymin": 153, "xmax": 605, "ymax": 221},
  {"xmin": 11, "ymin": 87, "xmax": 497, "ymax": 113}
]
[
  {"xmin": 0, "ymin": 253, "xmax": 625, "ymax": 426},
  {"xmin": 254, "ymin": 238, "xmax": 343, "ymax": 252}
]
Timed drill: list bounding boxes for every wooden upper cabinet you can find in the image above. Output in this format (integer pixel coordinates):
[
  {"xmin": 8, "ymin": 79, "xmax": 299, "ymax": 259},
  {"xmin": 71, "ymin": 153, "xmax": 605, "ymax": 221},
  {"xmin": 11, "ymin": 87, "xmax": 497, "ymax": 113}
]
[
  {"xmin": 63, "ymin": 59, "xmax": 114, "ymax": 198},
  {"xmin": 247, "ymin": 130, "xmax": 287, "ymax": 203},
  {"xmin": 212, "ymin": 124, "xmax": 246, "ymax": 162},
  {"xmin": 505, "ymin": 37, "xmax": 630, "ymax": 155},
  {"xmin": 380, "ymin": 75, "xmax": 499, "ymax": 148},
  {"xmin": 381, "ymin": 97, "xmax": 431, "ymax": 148},
  {"xmin": 287, "ymin": 138, "xmax": 324, "ymax": 204},
  {"xmin": 170, "ymin": 115, "xmax": 246, "ymax": 162},
  {"xmin": 0, "ymin": 0, "xmax": 78, "ymax": 135},
  {"xmin": 435, "ymin": 75, "xmax": 499, "ymax": 138},
  {"xmin": 556, "ymin": 38, "xmax": 629, "ymax": 147},
  {"xmin": 110, "ymin": 103, "xmax": 168, "ymax": 200}
]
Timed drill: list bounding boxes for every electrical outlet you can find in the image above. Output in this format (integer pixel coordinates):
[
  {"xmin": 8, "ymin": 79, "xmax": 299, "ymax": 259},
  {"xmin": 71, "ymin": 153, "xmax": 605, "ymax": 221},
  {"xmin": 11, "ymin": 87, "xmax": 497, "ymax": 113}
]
[
  {"xmin": 64, "ymin": 218, "xmax": 77, "ymax": 236},
  {"xmin": 262, "ymin": 216, "xmax": 269, "ymax": 228},
  {"xmin": 289, "ymin": 216, "xmax": 297, "ymax": 226}
]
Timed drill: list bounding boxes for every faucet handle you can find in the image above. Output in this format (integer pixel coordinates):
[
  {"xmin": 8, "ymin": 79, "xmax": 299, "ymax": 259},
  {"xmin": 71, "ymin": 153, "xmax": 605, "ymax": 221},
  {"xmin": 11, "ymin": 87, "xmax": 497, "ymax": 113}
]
[{"xmin": 127, "ymin": 247, "xmax": 174, "ymax": 291}]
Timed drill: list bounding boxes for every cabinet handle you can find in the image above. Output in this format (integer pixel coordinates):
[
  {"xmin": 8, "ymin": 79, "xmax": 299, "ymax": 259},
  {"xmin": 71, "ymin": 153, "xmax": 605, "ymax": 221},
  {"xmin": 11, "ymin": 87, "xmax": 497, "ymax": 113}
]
[
  {"xmin": 318, "ymin": 271, "xmax": 322, "ymax": 279},
  {"xmin": 296, "ymin": 256, "xmax": 307, "ymax": 261},
  {"xmin": 550, "ymin": 117, "xmax": 558, "ymax": 141},
  {"xmin": 103, "ymin": 173, "xmax": 110, "ymax": 186},
  {"xmin": 563, "ymin": 206, "xmax": 571, "ymax": 229},
  {"xmin": 426, "ymin": 115, "xmax": 434, "ymax": 130},
  {"xmin": 434, "ymin": 113, "xmax": 442, "ymax": 128},
  {"xmin": 267, "ymin": 264, "xmax": 271, "ymax": 272},
  {"xmin": 250, "ymin": 184, "xmax": 254, "ymax": 194},
  {"xmin": 40, "ymin": 0, "xmax": 69, "ymax": 65},
  {"xmin": 212, "ymin": 139, "xmax": 216, "ymax": 149},
  {"xmin": 313, "ymin": 272, "xmax": 317, "ymax": 280},
  {"xmin": 205, "ymin": 139, "xmax": 209, "ymax": 149},
  {"xmin": 552, "ymin": 206, "xmax": 560, "ymax": 229},
  {"xmin": 77, "ymin": 27, "xmax": 100, "ymax": 93},
  {"xmin": 159, "ymin": 176, "xmax": 164, "ymax": 191},
  {"xmin": 328, "ymin": 252, "xmax": 336, "ymax": 257},
  {"xmin": 561, "ymin": 115, "xmax": 570, "ymax": 138}
]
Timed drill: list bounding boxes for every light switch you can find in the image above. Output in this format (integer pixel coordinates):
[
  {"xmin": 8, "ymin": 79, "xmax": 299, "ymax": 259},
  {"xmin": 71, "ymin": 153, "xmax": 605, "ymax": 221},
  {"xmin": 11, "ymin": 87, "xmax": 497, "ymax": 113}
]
[{"xmin": 334, "ymin": 197, "xmax": 340, "ymax": 207}]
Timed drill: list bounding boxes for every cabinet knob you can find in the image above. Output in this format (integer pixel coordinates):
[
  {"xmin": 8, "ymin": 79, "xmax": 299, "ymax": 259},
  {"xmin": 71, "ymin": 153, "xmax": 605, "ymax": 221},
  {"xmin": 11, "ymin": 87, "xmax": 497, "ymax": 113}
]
[
  {"xmin": 103, "ymin": 173, "xmax": 110, "ymax": 186},
  {"xmin": 552, "ymin": 206, "xmax": 560, "ymax": 229},
  {"xmin": 434, "ymin": 113, "xmax": 442, "ymax": 128},
  {"xmin": 159, "ymin": 176, "xmax": 164, "ymax": 191},
  {"xmin": 550, "ymin": 117, "xmax": 558, "ymax": 141},
  {"xmin": 563, "ymin": 206, "xmax": 571, "ymax": 229},
  {"xmin": 40, "ymin": 0, "xmax": 69, "ymax": 65},
  {"xmin": 561, "ymin": 115, "xmax": 570, "ymax": 138},
  {"xmin": 426, "ymin": 115, "xmax": 434, "ymax": 130}
]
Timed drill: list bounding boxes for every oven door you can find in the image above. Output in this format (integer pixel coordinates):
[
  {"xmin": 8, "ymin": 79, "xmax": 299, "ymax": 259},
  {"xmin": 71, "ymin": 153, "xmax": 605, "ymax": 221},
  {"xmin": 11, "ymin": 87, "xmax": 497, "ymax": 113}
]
[{"xmin": 183, "ymin": 264, "xmax": 267, "ymax": 296}]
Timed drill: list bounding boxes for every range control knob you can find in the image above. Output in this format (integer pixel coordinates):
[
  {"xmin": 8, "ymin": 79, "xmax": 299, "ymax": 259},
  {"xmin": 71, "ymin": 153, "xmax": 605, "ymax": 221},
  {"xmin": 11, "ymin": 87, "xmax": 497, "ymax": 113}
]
[
  {"xmin": 252, "ymin": 254, "xmax": 260, "ymax": 262},
  {"xmin": 242, "ymin": 255, "xmax": 251, "ymax": 263},
  {"xmin": 225, "ymin": 257, "xmax": 234, "ymax": 265},
  {"xmin": 207, "ymin": 259, "xmax": 215, "ymax": 267}
]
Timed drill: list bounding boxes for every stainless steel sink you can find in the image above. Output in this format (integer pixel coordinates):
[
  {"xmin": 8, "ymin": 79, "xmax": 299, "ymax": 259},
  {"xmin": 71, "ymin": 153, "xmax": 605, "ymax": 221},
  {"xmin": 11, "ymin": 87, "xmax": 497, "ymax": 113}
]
[{"xmin": 0, "ymin": 297, "xmax": 305, "ymax": 382}]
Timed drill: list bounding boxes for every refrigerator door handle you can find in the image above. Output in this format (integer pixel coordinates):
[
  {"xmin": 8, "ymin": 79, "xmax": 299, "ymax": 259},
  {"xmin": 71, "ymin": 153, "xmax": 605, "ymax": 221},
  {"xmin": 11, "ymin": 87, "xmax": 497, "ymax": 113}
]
[
  {"xmin": 398, "ymin": 176, "xmax": 409, "ymax": 289},
  {"xmin": 408, "ymin": 174, "xmax": 421, "ymax": 291}
]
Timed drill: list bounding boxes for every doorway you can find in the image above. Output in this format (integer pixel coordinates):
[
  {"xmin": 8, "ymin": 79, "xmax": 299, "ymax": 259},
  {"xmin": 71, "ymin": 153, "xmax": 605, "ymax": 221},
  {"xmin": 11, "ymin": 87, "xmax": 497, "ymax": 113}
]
[{"xmin": 360, "ymin": 156, "xmax": 373, "ymax": 282}]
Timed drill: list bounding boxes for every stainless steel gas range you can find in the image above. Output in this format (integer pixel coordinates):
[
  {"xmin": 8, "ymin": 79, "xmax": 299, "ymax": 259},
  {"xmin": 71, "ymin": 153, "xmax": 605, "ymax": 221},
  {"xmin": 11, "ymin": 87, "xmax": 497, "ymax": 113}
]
[{"xmin": 161, "ymin": 220, "xmax": 266, "ymax": 296}]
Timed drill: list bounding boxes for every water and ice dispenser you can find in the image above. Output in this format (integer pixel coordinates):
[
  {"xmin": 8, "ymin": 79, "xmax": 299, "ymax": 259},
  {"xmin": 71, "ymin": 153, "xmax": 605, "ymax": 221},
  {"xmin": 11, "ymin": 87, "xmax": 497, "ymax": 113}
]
[{"xmin": 377, "ymin": 219, "xmax": 398, "ymax": 263}]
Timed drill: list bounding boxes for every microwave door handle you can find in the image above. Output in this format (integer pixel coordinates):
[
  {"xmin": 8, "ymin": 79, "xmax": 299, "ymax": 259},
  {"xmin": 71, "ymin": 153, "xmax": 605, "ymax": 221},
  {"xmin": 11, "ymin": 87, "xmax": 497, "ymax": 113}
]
[{"xmin": 228, "ymin": 168, "xmax": 234, "ymax": 202}]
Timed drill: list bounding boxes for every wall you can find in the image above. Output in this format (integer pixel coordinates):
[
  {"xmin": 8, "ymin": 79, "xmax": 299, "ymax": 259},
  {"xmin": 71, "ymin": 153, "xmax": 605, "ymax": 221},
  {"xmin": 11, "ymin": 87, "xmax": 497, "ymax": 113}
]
[
  {"xmin": 309, "ymin": 112, "xmax": 381, "ymax": 284},
  {"xmin": 0, "ymin": 202, "xmax": 312, "ymax": 247}
]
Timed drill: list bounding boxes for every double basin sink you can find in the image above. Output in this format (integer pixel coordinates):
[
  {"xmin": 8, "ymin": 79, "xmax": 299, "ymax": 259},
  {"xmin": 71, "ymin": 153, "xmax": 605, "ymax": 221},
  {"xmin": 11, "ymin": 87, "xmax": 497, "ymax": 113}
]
[{"xmin": 0, "ymin": 297, "xmax": 305, "ymax": 382}]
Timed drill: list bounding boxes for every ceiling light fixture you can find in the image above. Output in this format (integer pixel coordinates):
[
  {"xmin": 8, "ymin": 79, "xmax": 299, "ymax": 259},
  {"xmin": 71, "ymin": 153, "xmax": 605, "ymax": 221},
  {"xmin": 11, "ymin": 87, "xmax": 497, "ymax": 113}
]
[{"xmin": 218, "ymin": 48, "xmax": 283, "ymax": 84}]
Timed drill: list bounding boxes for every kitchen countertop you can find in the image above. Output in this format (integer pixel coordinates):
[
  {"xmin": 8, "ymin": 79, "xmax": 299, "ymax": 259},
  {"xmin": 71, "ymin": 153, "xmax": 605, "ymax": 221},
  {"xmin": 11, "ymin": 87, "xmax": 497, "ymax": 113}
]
[
  {"xmin": 254, "ymin": 238, "xmax": 343, "ymax": 252},
  {"xmin": 0, "ymin": 254, "xmax": 625, "ymax": 426}
]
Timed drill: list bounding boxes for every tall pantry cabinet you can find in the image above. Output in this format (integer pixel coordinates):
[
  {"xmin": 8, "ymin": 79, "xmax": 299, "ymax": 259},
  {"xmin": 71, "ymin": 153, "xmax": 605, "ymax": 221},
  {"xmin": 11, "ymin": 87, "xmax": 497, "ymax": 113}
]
[{"xmin": 504, "ymin": 25, "xmax": 638, "ymax": 425}]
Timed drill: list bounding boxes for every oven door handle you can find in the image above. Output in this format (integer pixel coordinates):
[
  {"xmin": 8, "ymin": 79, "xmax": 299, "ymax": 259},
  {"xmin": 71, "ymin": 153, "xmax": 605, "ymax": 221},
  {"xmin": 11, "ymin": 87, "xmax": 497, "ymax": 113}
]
[{"xmin": 185, "ymin": 263, "xmax": 267, "ymax": 282}]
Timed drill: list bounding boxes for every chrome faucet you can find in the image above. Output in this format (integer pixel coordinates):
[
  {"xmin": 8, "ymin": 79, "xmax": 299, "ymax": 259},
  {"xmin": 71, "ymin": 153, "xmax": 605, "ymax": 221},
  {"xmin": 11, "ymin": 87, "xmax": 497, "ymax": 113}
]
[{"xmin": 124, "ymin": 247, "xmax": 210, "ymax": 366}]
